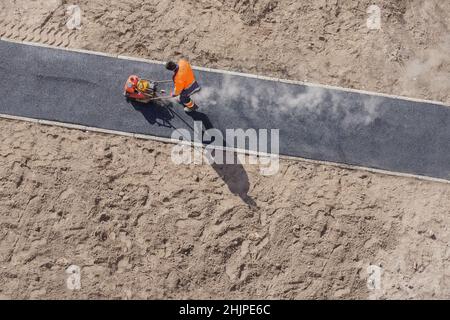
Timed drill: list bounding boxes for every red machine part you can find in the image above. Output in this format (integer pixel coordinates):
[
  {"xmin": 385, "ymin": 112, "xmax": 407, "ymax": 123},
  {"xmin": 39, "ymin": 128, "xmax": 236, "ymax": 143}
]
[{"xmin": 124, "ymin": 75, "xmax": 146, "ymax": 100}]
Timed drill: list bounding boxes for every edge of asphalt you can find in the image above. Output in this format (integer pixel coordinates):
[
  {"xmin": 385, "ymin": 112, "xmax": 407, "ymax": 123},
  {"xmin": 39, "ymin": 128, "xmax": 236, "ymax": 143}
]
[
  {"xmin": 2, "ymin": 37, "xmax": 448, "ymax": 108},
  {"xmin": 1, "ymin": 112, "xmax": 449, "ymax": 186}
]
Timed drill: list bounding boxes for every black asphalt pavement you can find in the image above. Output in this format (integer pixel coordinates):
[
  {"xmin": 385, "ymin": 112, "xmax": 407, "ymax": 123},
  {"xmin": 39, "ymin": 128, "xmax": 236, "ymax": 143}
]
[{"xmin": 1, "ymin": 40, "xmax": 449, "ymax": 180}]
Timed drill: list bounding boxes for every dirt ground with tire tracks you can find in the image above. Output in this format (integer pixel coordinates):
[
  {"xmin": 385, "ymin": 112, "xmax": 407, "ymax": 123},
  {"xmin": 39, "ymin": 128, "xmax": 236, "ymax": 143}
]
[{"xmin": 0, "ymin": 0, "xmax": 449, "ymax": 299}]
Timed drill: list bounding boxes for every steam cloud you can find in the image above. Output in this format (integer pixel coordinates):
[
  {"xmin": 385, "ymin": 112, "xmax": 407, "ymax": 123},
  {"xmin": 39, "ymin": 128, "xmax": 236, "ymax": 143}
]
[{"xmin": 195, "ymin": 74, "xmax": 384, "ymax": 129}]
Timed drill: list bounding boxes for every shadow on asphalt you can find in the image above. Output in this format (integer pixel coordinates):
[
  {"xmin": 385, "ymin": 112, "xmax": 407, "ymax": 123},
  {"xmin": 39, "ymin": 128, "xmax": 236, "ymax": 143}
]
[{"xmin": 130, "ymin": 100, "xmax": 175, "ymax": 129}]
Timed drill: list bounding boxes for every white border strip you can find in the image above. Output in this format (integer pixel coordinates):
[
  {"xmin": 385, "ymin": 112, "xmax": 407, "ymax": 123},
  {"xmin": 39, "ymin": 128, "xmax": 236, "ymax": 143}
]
[
  {"xmin": 1, "ymin": 37, "xmax": 448, "ymax": 107},
  {"xmin": 1, "ymin": 112, "xmax": 449, "ymax": 186},
  {"xmin": 118, "ymin": 55, "xmax": 164, "ymax": 65},
  {"xmin": 21, "ymin": 40, "xmax": 119, "ymax": 58}
]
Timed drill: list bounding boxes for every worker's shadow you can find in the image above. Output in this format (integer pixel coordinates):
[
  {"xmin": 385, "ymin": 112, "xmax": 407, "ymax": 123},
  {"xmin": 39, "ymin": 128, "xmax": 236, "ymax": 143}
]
[
  {"xmin": 130, "ymin": 100, "xmax": 256, "ymax": 207},
  {"xmin": 187, "ymin": 111, "xmax": 257, "ymax": 208},
  {"xmin": 130, "ymin": 100, "xmax": 176, "ymax": 129}
]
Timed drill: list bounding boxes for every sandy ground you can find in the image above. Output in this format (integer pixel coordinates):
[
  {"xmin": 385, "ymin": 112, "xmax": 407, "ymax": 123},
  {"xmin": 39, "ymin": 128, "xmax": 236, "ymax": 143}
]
[{"xmin": 0, "ymin": 0, "xmax": 450, "ymax": 299}]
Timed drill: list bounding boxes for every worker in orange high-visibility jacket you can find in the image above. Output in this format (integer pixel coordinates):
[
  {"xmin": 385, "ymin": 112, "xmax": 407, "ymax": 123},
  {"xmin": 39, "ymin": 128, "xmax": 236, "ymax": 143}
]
[{"xmin": 165, "ymin": 59, "xmax": 201, "ymax": 112}]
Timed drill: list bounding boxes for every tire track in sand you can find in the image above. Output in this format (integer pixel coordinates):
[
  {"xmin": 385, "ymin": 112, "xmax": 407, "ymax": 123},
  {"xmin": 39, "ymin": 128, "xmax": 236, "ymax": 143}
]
[{"xmin": 0, "ymin": 19, "xmax": 81, "ymax": 48}]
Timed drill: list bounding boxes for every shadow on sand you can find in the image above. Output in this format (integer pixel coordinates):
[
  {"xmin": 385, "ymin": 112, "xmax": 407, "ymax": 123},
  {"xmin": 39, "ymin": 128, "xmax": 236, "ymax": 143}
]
[
  {"xmin": 130, "ymin": 99, "xmax": 256, "ymax": 207},
  {"xmin": 186, "ymin": 111, "xmax": 257, "ymax": 208}
]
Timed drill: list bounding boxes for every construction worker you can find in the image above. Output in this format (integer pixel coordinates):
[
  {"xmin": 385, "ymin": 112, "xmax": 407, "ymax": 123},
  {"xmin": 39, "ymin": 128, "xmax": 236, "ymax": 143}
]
[{"xmin": 165, "ymin": 59, "xmax": 201, "ymax": 112}]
